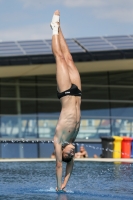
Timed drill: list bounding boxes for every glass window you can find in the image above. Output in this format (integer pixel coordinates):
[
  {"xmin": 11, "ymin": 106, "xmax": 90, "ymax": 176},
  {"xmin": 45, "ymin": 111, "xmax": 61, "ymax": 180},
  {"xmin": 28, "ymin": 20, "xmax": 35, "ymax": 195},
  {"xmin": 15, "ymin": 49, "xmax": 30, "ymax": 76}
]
[
  {"xmin": 109, "ymin": 71, "xmax": 133, "ymax": 86},
  {"xmin": 21, "ymin": 100, "xmax": 37, "ymax": 114},
  {"xmin": 0, "ymin": 78, "xmax": 16, "ymax": 83},
  {"xmin": 0, "ymin": 85, "xmax": 16, "ymax": 98},
  {"xmin": 1, "ymin": 71, "xmax": 133, "ymax": 139},
  {"xmin": 81, "ymin": 101, "xmax": 110, "ymax": 117},
  {"xmin": 37, "ymin": 100, "xmax": 60, "ymax": 114},
  {"xmin": 0, "ymin": 100, "xmax": 17, "ymax": 114},
  {"xmin": 20, "ymin": 115, "xmax": 38, "ymax": 138},
  {"xmin": 109, "ymin": 87, "xmax": 133, "ymax": 101},
  {"xmin": 81, "ymin": 72, "xmax": 108, "ymax": 85},
  {"xmin": 19, "ymin": 76, "xmax": 36, "ymax": 84},
  {"xmin": 37, "ymin": 85, "xmax": 57, "ymax": 99},
  {"xmin": 37, "ymin": 75, "xmax": 56, "ymax": 84},
  {"xmin": 111, "ymin": 102, "xmax": 133, "ymax": 117},
  {"xmin": 20, "ymin": 86, "xmax": 36, "ymax": 98},
  {"xmin": 82, "ymin": 86, "xmax": 109, "ymax": 100}
]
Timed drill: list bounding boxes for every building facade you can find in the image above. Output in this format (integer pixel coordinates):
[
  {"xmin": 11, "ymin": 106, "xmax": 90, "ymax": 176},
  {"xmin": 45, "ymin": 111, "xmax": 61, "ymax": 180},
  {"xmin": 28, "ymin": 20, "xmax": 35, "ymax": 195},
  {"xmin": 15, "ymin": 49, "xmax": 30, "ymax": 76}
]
[
  {"xmin": 0, "ymin": 35, "xmax": 133, "ymax": 158},
  {"xmin": 1, "ymin": 70, "xmax": 133, "ymax": 140}
]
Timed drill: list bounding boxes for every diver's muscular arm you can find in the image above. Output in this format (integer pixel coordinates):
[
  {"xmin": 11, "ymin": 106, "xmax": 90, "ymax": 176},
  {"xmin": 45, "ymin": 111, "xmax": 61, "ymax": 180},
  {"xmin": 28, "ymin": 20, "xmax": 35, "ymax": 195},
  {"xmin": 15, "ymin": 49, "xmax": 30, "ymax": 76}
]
[
  {"xmin": 54, "ymin": 136, "xmax": 62, "ymax": 190},
  {"xmin": 62, "ymin": 158, "xmax": 74, "ymax": 189}
]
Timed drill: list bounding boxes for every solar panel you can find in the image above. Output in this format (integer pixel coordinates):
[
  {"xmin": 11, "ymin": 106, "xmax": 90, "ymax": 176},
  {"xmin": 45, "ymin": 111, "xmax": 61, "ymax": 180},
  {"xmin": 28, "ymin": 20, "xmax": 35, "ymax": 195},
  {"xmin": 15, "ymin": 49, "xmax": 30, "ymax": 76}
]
[
  {"xmin": 17, "ymin": 40, "xmax": 52, "ymax": 55},
  {"xmin": 84, "ymin": 44, "xmax": 112, "ymax": 48},
  {"xmin": 45, "ymin": 39, "xmax": 85, "ymax": 53},
  {"xmin": 104, "ymin": 36, "xmax": 129, "ymax": 39},
  {"xmin": 66, "ymin": 43, "xmax": 80, "ymax": 47},
  {"xmin": 25, "ymin": 51, "xmax": 52, "ymax": 55},
  {"xmin": 0, "ymin": 41, "xmax": 16, "ymax": 45},
  {"xmin": 114, "ymin": 43, "xmax": 133, "ymax": 46},
  {"xmin": 0, "ymin": 49, "xmax": 23, "ymax": 53},
  {"xmin": 0, "ymin": 52, "xmax": 24, "ymax": 56},
  {"xmin": 68, "ymin": 45, "xmax": 82, "ymax": 49},
  {"xmin": 0, "ymin": 47, "xmax": 21, "ymax": 50},
  {"xmin": 69, "ymin": 50, "xmax": 84, "ymax": 53},
  {"xmin": 18, "ymin": 40, "xmax": 44, "ymax": 44},
  {"xmin": 106, "ymin": 36, "xmax": 131, "ymax": 39},
  {"xmin": 76, "ymin": 37, "xmax": 101, "ymax": 40},
  {"xmin": 104, "ymin": 36, "xmax": 133, "ymax": 50},
  {"xmin": 24, "ymin": 51, "xmax": 52, "ymax": 55},
  {"xmin": 76, "ymin": 36, "xmax": 133, "ymax": 52},
  {"xmin": 0, "ymin": 44, "xmax": 18, "ymax": 48},
  {"xmin": 21, "ymin": 46, "xmax": 50, "ymax": 50},
  {"xmin": 103, "ymin": 36, "xmax": 133, "ymax": 50},
  {"xmin": 0, "ymin": 35, "xmax": 133, "ymax": 57},
  {"xmin": 0, "ymin": 45, "xmax": 17, "ymax": 48},
  {"xmin": 77, "ymin": 41, "xmax": 108, "ymax": 45},
  {"xmin": 19, "ymin": 44, "xmax": 48, "ymax": 47},
  {"xmin": 109, "ymin": 41, "xmax": 133, "ymax": 44},
  {"xmin": 86, "ymin": 47, "xmax": 115, "ymax": 52},
  {"xmin": 0, "ymin": 51, "xmax": 23, "ymax": 54},
  {"xmin": 82, "ymin": 43, "xmax": 111, "ymax": 47},
  {"xmin": 75, "ymin": 37, "xmax": 114, "ymax": 52},
  {"xmin": 66, "ymin": 39, "xmax": 76, "ymax": 42},
  {"xmin": 106, "ymin": 39, "xmax": 132, "ymax": 43},
  {"xmin": 115, "ymin": 45, "xmax": 133, "ymax": 48}
]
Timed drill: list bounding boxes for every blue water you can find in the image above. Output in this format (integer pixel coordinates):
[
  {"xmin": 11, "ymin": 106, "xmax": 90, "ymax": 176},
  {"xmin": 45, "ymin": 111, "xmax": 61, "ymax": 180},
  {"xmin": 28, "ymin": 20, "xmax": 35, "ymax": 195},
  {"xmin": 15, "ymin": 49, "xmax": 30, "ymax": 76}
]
[{"xmin": 0, "ymin": 161, "xmax": 133, "ymax": 200}]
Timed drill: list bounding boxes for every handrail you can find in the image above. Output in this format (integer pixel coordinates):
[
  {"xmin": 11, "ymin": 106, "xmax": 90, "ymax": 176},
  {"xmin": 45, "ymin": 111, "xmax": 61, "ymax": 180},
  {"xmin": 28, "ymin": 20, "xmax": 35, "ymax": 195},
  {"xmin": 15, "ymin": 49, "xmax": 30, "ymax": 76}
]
[
  {"xmin": 0, "ymin": 138, "xmax": 101, "ymax": 143},
  {"xmin": 0, "ymin": 114, "xmax": 133, "ymax": 120}
]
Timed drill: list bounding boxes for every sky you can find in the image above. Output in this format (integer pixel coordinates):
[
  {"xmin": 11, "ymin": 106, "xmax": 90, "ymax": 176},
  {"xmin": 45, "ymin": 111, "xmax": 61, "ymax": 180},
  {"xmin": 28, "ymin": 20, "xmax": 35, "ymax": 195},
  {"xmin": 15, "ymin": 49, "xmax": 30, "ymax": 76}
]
[{"xmin": 0, "ymin": 0, "xmax": 133, "ymax": 41}]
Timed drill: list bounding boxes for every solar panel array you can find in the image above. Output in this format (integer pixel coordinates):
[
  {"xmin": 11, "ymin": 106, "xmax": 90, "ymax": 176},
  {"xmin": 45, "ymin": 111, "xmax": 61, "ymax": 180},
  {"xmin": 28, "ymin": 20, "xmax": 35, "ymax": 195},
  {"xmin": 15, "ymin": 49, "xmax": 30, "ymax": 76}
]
[
  {"xmin": 0, "ymin": 35, "xmax": 133, "ymax": 57},
  {"xmin": 18, "ymin": 40, "xmax": 52, "ymax": 55},
  {"xmin": 46, "ymin": 38, "xmax": 85, "ymax": 53},
  {"xmin": 75, "ymin": 35, "xmax": 133, "ymax": 52}
]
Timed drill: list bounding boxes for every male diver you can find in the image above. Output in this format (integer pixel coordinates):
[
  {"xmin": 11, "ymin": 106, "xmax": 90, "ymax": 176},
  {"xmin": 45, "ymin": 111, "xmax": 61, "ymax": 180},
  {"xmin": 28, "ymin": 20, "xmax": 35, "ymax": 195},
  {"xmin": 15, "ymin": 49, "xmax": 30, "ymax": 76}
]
[{"xmin": 51, "ymin": 10, "xmax": 82, "ymax": 192}]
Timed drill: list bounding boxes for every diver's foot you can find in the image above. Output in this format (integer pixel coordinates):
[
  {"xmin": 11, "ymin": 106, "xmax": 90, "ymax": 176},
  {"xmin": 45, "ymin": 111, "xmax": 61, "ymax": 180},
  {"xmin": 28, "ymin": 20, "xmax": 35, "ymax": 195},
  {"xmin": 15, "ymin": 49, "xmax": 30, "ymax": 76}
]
[{"xmin": 50, "ymin": 10, "xmax": 60, "ymax": 34}]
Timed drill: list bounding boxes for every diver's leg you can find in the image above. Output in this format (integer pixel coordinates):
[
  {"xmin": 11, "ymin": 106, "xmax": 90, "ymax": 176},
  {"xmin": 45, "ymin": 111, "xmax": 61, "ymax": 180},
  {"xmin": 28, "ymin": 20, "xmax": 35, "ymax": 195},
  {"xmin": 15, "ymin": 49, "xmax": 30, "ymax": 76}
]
[
  {"xmin": 59, "ymin": 27, "xmax": 81, "ymax": 91},
  {"xmin": 51, "ymin": 11, "xmax": 71, "ymax": 92}
]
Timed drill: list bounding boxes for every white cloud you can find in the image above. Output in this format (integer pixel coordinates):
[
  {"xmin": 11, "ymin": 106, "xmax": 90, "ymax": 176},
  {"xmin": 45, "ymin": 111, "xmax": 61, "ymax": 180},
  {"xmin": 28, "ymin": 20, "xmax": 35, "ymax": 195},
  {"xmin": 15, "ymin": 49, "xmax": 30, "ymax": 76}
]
[
  {"xmin": 64, "ymin": 0, "xmax": 106, "ymax": 7},
  {"xmin": 20, "ymin": 0, "xmax": 106, "ymax": 8},
  {"xmin": 19, "ymin": 0, "xmax": 58, "ymax": 8},
  {"xmin": 65, "ymin": 0, "xmax": 133, "ymax": 23},
  {"xmin": 19, "ymin": 0, "xmax": 133, "ymax": 8},
  {"xmin": 89, "ymin": 0, "xmax": 133, "ymax": 23},
  {"xmin": 19, "ymin": 0, "xmax": 133, "ymax": 22},
  {"xmin": 0, "ymin": 23, "xmax": 52, "ymax": 41},
  {"xmin": 97, "ymin": 8, "xmax": 133, "ymax": 23},
  {"xmin": 66, "ymin": 0, "xmax": 133, "ymax": 8}
]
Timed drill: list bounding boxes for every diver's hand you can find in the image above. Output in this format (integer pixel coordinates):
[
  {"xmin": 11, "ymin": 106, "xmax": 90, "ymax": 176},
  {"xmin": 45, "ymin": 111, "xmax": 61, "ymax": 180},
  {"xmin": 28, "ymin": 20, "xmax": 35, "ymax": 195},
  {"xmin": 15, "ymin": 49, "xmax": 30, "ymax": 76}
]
[
  {"xmin": 61, "ymin": 183, "xmax": 66, "ymax": 190},
  {"xmin": 56, "ymin": 187, "xmax": 66, "ymax": 193}
]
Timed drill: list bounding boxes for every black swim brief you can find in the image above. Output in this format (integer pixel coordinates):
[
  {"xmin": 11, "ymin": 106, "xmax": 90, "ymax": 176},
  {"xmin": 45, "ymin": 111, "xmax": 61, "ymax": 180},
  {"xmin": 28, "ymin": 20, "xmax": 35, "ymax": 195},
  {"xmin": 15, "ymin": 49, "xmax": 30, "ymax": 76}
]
[{"xmin": 57, "ymin": 84, "xmax": 82, "ymax": 99}]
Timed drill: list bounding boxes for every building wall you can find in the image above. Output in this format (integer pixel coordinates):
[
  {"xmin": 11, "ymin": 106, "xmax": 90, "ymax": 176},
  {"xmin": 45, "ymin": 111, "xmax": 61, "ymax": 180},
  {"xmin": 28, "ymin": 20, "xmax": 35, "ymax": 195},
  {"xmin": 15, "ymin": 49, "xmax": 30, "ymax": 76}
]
[{"xmin": 0, "ymin": 70, "xmax": 133, "ymax": 141}]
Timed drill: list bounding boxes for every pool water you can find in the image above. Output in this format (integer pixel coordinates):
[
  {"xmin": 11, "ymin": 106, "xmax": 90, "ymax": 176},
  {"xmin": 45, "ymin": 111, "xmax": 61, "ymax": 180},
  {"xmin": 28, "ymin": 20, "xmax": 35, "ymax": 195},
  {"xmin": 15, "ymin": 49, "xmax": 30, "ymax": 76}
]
[{"xmin": 0, "ymin": 161, "xmax": 133, "ymax": 200}]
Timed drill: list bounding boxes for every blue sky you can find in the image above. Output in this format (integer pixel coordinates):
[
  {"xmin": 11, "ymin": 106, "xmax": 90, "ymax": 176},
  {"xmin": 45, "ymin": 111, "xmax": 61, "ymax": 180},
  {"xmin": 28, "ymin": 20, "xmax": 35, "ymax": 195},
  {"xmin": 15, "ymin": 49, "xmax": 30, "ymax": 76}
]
[{"xmin": 0, "ymin": 0, "xmax": 133, "ymax": 41}]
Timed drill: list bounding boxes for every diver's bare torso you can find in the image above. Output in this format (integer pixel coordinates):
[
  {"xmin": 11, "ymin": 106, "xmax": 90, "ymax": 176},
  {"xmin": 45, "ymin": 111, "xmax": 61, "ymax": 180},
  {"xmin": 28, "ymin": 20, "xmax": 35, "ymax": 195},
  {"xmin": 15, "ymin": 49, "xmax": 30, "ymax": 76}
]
[{"xmin": 55, "ymin": 95, "xmax": 81, "ymax": 144}]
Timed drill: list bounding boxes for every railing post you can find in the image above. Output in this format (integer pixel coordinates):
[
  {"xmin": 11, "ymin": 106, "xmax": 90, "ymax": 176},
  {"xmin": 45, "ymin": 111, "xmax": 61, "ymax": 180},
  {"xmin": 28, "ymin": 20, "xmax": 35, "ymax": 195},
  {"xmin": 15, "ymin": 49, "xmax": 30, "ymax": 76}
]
[{"xmin": 16, "ymin": 79, "xmax": 24, "ymax": 158}]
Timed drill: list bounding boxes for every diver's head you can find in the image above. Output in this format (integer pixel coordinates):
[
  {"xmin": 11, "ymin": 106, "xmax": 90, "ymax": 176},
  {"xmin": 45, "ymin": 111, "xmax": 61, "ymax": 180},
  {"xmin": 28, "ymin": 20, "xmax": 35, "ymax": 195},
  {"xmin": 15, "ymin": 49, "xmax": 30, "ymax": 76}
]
[{"xmin": 62, "ymin": 143, "xmax": 75, "ymax": 163}]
